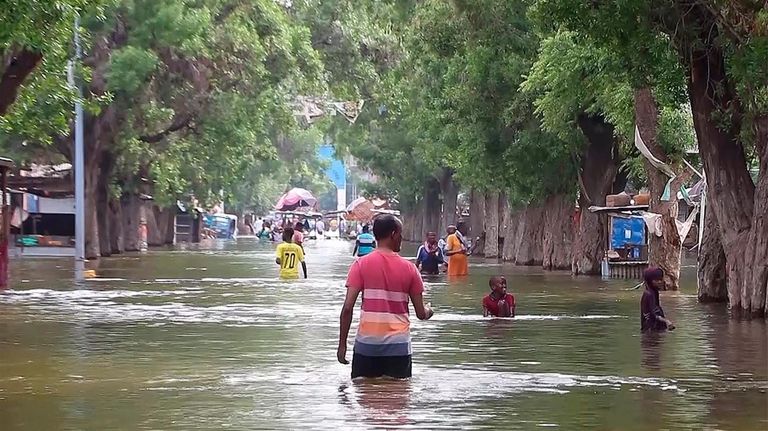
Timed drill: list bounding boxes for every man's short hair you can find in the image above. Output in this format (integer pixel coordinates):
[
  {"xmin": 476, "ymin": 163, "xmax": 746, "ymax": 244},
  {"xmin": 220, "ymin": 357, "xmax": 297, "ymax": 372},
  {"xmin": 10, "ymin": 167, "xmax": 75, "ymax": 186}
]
[
  {"xmin": 373, "ymin": 215, "xmax": 401, "ymax": 240},
  {"xmin": 283, "ymin": 227, "xmax": 294, "ymax": 242}
]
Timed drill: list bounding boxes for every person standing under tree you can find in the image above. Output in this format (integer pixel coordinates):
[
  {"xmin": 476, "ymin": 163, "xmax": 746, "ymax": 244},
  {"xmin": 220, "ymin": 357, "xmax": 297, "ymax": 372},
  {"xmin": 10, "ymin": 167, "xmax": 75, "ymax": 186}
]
[
  {"xmin": 445, "ymin": 222, "xmax": 469, "ymax": 276},
  {"xmin": 276, "ymin": 227, "xmax": 307, "ymax": 279},
  {"xmin": 415, "ymin": 232, "xmax": 446, "ymax": 275},
  {"xmin": 337, "ymin": 215, "xmax": 434, "ymax": 379},
  {"xmin": 138, "ymin": 219, "xmax": 148, "ymax": 252}
]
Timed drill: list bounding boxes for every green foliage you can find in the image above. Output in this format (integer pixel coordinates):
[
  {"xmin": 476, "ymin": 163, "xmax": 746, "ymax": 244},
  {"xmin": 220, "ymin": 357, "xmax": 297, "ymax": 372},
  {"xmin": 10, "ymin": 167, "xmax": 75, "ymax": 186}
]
[
  {"xmin": 102, "ymin": 0, "xmax": 328, "ymax": 208},
  {"xmin": 107, "ymin": 46, "xmax": 158, "ymax": 94},
  {"xmin": 3, "ymin": 0, "xmax": 719, "ymax": 221},
  {"xmin": 523, "ymin": 24, "xmax": 692, "ymax": 181},
  {"xmin": 522, "ymin": 31, "xmax": 634, "ymax": 141},
  {"xmin": 0, "ymin": 0, "xmax": 107, "ymax": 148},
  {"xmin": 371, "ymin": 0, "xmax": 575, "ymax": 204},
  {"xmin": 0, "ymin": 0, "xmax": 103, "ymax": 50}
]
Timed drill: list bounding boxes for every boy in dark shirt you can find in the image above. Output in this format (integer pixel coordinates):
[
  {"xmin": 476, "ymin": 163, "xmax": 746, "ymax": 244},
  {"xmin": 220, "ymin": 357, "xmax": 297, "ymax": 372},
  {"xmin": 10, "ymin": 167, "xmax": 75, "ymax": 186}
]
[
  {"xmin": 483, "ymin": 276, "xmax": 515, "ymax": 317},
  {"xmin": 641, "ymin": 267, "xmax": 675, "ymax": 332}
]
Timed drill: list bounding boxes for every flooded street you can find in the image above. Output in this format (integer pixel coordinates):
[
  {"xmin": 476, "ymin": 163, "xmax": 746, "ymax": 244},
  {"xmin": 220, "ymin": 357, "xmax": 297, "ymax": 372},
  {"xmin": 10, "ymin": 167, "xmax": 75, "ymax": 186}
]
[{"xmin": 1, "ymin": 238, "xmax": 766, "ymax": 430}]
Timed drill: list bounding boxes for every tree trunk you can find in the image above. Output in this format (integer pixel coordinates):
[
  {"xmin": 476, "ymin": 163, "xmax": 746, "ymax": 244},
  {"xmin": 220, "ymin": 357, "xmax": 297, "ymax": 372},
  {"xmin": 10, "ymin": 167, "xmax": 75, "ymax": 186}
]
[
  {"xmin": 469, "ymin": 188, "xmax": 486, "ymax": 250},
  {"xmin": 97, "ymin": 186, "xmax": 112, "ymax": 257},
  {"xmin": 413, "ymin": 198, "xmax": 424, "ymax": 242},
  {"xmin": 684, "ymin": 12, "xmax": 767, "ymax": 316},
  {"xmin": 502, "ymin": 209, "xmax": 521, "ymax": 261},
  {"xmin": 439, "ymin": 168, "xmax": 458, "ymax": 234},
  {"xmin": 499, "ymin": 194, "xmax": 510, "ymax": 254},
  {"xmin": 634, "ymin": 87, "xmax": 686, "ymax": 290},
  {"xmin": 542, "ymin": 194, "xmax": 574, "ymax": 270},
  {"xmin": 76, "ymin": 26, "xmax": 125, "ymax": 260},
  {"xmin": 483, "ymin": 191, "xmax": 500, "ymax": 258},
  {"xmin": 165, "ymin": 208, "xmax": 176, "ymax": 245},
  {"xmin": 514, "ymin": 204, "xmax": 545, "ymax": 266},
  {"xmin": 572, "ymin": 114, "xmax": 620, "ymax": 275},
  {"xmin": 403, "ymin": 198, "xmax": 424, "ymax": 243},
  {"xmin": 0, "ymin": 48, "xmax": 43, "ymax": 115},
  {"xmin": 698, "ymin": 192, "xmax": 728, "ymax": 302},
  {"xmin": 84, "ymin": 160, "xmax": 101, "ymax": 260},
  {"xmin": 109, "ymin": 197, "xmax": 124, "ymax": 254},
  {"xmin": 122, "ymin": 194, "xmax": 141, "ymax": 252},
  {"xmin": 150, "ymin": 206, "xmax": 176, "ymax": 246},
  {"xmin": 401, "ymin": 210, "xmax": 414, "ymax": 242},
  {"xmin": 144, "ymin": 203, "xmax": 171, "ymax": 247},
  {"xmin": 96, "ymin": 153, "xmax": 114, "ymax": 257},
  {"xmin": 422, "ymin": 177, "xmax": 441, "ymax": 240}
]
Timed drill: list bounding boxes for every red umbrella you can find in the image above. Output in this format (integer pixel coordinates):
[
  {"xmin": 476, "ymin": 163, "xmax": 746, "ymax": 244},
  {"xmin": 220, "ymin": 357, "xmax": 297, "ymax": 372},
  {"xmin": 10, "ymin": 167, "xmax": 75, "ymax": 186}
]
[{"xmin": 275, "ymin": 188, "xmax": 317, "ymax": 211}]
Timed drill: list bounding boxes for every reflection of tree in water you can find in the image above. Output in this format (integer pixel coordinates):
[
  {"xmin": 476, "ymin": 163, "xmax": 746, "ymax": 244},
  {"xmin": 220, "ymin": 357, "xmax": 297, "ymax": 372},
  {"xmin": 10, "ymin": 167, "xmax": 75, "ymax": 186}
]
[{"xmin": 338, "ymin": 379, "xmax": 414, "ymax": 428}]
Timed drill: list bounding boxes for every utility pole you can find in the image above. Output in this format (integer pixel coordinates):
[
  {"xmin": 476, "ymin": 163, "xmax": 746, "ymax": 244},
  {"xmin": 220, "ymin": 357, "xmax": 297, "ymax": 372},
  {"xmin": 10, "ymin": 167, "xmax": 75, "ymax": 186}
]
[{"xmin": 69, "ymin": 14, "xmax": 86, "ymax": 266}]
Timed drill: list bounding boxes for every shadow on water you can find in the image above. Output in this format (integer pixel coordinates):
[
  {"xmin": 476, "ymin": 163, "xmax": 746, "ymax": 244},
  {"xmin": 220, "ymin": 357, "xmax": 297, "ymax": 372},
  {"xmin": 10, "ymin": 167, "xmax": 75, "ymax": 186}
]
[{"xmin": 0, "ymin": 238, "xmax": 765, "ymax": 430}]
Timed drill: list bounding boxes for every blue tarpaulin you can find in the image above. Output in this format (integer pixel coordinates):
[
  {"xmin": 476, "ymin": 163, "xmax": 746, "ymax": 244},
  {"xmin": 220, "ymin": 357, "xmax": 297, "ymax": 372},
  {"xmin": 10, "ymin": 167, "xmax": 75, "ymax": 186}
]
[{"xmin": 611, "ymin": 216, "xmax": 646, "ymax": 253}]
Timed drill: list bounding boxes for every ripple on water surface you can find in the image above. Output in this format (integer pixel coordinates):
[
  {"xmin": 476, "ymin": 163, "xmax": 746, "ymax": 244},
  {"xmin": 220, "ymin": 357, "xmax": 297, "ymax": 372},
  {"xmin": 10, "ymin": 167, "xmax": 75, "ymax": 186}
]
[{"xmin": 0, "ymin": 238, "xmax": 766, "ymax": 430}]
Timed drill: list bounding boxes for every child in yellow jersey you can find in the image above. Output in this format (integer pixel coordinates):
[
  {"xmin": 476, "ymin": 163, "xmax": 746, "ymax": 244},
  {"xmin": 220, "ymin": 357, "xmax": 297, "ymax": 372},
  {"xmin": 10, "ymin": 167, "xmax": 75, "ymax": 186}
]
[{"xmin": 276, "ymin": 227, "xmax": 307, "ymax": 279}]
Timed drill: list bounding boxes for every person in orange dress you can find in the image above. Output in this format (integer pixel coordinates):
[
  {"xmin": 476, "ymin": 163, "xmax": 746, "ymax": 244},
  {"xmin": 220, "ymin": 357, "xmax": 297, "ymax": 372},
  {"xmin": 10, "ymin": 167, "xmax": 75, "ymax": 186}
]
[{"xmin": 445, "ymin": 222, "xmax": 469, "ymax": 276}]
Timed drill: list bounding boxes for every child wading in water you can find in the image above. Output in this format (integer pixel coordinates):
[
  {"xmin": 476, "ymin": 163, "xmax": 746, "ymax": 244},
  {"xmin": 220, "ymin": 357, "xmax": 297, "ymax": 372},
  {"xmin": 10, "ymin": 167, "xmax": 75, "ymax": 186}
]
[
  {"xmin": 483, "ymin": 276, "xmax": 515, "ymax": 317},
  {"xmin": 640, "ymin": 267, "xmax": 675, "ymax": 332}
]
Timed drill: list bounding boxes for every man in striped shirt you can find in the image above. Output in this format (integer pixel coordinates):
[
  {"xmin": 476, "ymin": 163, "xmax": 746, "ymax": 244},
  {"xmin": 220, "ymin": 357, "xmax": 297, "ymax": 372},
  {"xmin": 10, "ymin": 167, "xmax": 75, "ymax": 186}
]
[{"xmin": 337, "ymin": 215, "xmax": 434, "ymax": 379}]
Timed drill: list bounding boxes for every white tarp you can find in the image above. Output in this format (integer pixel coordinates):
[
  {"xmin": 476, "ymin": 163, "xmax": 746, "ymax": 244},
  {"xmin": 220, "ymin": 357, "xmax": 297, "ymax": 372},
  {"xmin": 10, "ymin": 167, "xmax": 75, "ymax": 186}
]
[
  {"xmin": 641, "ymin": 206, "xmax": 699, "ymax": 241},
  {"xmin": 634, "ymin": 125, "xmax": 676, "ymax": 178}
]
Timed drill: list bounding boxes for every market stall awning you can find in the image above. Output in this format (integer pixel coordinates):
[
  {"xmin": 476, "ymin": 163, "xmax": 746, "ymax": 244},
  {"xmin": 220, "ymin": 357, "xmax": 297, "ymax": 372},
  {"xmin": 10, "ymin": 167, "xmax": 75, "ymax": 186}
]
[{"xmin": 275, "ymin": 188, "xmax": 317, "ymax": 211}]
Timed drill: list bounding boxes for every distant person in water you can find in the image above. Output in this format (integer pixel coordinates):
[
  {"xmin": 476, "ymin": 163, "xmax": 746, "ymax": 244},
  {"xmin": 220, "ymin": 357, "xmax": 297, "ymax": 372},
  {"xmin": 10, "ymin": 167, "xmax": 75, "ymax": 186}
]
[
  {"xmin": 271, "ymin": 225, "xmax": 281, "ymax": 242},
  {"xmin": 415, "ymin": 231, "xmax": 446, "ymax": 275},
  {"xmin": 276, "ymin": 227, "xmax": 307, "ymax": 279},
  {"xmin": 437, "ymin": 225, "xmax": 454, "ymax": 254},
  {"xmin": 640, "ymin": 267, "xmax": 675, "ymax": 332},
  {"xmin": 337, "ymin": 214, "xmax": 434, "ymax": 379},
  {"xmin": 293, "ymin": 222, "xmax": 305, "ymax": 248},
  {"xmin": 483, "ymin": 276, "xmax": 515, "ymax": 317},
  {"xmin": 353, "ymin": 224, "xmax": 376, "ymax": 257},
  {"xmin": 257, "ymin": 222, "xmax": 271, "ymax": 240},
  {"xmin": 445, "ymin": 222, "xmax": 469, "ymax": 276}
]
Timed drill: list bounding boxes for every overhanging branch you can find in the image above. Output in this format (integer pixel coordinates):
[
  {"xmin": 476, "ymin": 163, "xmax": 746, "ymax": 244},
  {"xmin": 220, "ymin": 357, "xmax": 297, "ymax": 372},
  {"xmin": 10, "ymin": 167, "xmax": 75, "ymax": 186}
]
[
  {"xmin": 0, "ymin": 48, "xmax": 43, "ymax": 115},
  {"xmin": 139, "ymin": 116, "xmax": 192, "ymax": 143}
]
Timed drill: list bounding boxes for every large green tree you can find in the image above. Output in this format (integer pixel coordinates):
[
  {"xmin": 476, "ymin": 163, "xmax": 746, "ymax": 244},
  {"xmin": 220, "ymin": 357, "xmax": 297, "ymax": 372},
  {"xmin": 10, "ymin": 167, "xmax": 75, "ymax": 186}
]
[
  {"xmin": 1, "ymin": 0, "xmax": 328, "ymax": 257},
  {"xmin": 533, "ymin": 0, "xmax": 767, "ymax": 315},
  {"xmin": 523, "ymin": 29, "xmax": 694, "ymax": 286}
]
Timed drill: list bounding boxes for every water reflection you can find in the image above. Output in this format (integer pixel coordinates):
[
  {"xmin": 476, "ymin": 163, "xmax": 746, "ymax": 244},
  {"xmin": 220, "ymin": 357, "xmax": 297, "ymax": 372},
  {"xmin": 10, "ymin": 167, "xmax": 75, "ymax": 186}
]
[
  {"xmin": 641, "ymin": 332, "xmax": 664, "ymax": 372},
  {"xmin": 483, "ymin": 317, "xmax": 516, "ymax": 340},
  {"xmin": 340, "ymin": 379, "xmax": 414, "ymax": 428}
]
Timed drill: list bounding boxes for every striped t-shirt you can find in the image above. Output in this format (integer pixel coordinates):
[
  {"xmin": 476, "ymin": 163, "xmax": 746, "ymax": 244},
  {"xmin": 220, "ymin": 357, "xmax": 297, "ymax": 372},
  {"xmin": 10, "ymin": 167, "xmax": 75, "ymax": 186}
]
[
  {"xmin": 345, "ymin": 249, "xmax": 424, "ymax": 357},
  {"xmin": 356, "ymin": 232, "xmax": 376, "ymax": 256}
]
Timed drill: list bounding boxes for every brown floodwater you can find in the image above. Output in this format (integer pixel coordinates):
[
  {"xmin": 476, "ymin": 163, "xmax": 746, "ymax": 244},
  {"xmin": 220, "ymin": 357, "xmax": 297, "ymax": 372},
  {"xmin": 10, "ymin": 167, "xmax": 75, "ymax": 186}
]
[{"xmin": 0, "ymin": 238, "xmax": 766, "ymax": 430}]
